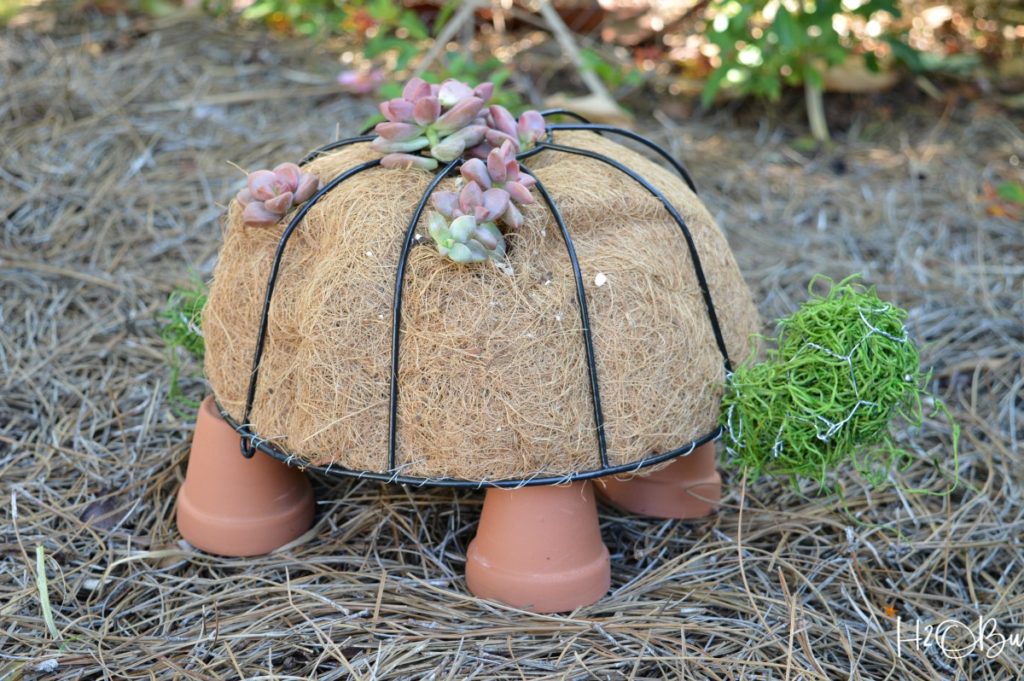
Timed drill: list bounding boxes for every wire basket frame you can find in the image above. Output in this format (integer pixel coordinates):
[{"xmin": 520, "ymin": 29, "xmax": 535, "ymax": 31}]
[{"xmin": 220, "ymin": 111, "xmax": 734, "ymax": 488}]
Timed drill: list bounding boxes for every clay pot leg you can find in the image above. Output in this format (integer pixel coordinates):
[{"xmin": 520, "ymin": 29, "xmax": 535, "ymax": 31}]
[
  {"xmin": 465, "ymin": 481, "xmax": 610, "ymax": 613},
  {"xmin": 176, "ymin": 396, "xmax": 315, "ymax": 556},
  {"xmin": 596, "ymin": 442, "xmax": 721, "ymax": 520}
]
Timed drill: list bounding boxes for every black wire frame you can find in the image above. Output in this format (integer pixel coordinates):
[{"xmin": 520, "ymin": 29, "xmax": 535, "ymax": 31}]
[{"xmin": 228, "ymin": 111, "xmax": 733, "ymax": 487}]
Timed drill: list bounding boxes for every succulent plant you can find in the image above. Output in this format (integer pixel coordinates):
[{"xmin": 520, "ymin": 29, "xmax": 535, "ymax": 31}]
[
  {"xmin": 236, "ymin": 163, "xmax": 321, "ymax": 228},
  {"xmin": 424, "ymin": 135, "xmax": 540, "ymax": 267},
  {"xmin": 484, "ymin": 106, "xmax": 546, "ymax": 153},
  {"xmin": 337, "ymin": 68, "xmax": 385, "ymax": 96},
  {"xmin": 433, "ymin": 181, "xmax": 509, "ymax": 223},
  {"xmin": 459, "ymin": 141, "xmax": 536, "ymax": 230},
  {"xmin": 428, "ymin": 173, "xmax": 515, "ymax": 268},
  {"xmin": 370, "ymin": 76, "xmax": 548, "ymax": 268},
  {"xmin": 378, "ymin": 154, "xmax": 438, "ymax": 171},
  {"xmin": 373, "ymin": 77, "xmax": 493, "ymax": 167},
  {"xmin": 427, "ymin": 211, "xmax": 507, "ymax": 266}
]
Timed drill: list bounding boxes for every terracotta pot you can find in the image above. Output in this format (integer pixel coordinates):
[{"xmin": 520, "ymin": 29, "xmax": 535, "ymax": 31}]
[
  {"xmin": 596, "ymin": 442, "xmax": 721, "ymax": 520},
  {"xmin": 465, "ymin": 481, "xmax": 610, "ymax": 613},
  {"xmin": 176, "ymin": 396, "xmax": 315, "ymax": 556}
]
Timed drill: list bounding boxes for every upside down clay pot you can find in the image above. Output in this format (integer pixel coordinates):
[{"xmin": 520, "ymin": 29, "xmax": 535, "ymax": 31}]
[
  {"xmin": 465, "ymin": 481, "xmax": 611, "ymax": 613},
  {"xmin": 596, "ymin": 442, "xmax": 722, "ymax": 520},
  {"xmin": 176, "ymin": 396, "xmax": 315, "ymax": 556}
]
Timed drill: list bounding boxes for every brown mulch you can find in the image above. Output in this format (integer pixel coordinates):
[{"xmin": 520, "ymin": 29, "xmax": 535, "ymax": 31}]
[{"xmin": 1, "ymin": 10, "xmax": 1022, "ymax": 680}]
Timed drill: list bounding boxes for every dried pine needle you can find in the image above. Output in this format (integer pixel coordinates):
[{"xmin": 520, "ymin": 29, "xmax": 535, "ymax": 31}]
[{"xmin": 1, "ymin": 15, "xmax": 1015, "ymax": 678}]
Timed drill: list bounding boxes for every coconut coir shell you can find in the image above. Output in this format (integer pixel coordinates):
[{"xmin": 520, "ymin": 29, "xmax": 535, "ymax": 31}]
[{"xmin": 203, "ymin": 131, "xmax": 759, "ymax": 481}]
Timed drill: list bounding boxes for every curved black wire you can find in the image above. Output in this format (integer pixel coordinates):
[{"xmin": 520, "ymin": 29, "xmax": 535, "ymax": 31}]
[
  {"xmin": 220, "ymin": 400, "xmax": 720, "ymax": 488},
  {"xmin": 537, "ymin": 109, "xmax": 593, "ymax": 124},
  {"xmin": 245, "ymin": 137, "xmax": 542, "ymax": 463},
  {"xmin": 239, "ymin": 159, "xmax": 382, "ymax": 457},
  {"xmin": 547, "ymin": 124, "xmax": 697, "ymax": 194},
  {"xmin": 300, "ymin": 135, "xmax": 375, "ymax": 166},
  {"xmin": 232, "ymin": 114, "xmax": 728, "ymax": 483},
  {"xmin": 538, "ymin": 141, "xmax": 732, "ymax": 372},
  {"xmin": 387, "ymin": 158, "xmax": 462, "ymax": 472},
  {"xmin": 520, "ymin": 164, "xmax": 609, "ymax": 468}
]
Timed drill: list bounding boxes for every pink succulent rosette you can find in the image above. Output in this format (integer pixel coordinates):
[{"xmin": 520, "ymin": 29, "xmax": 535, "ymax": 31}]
[
  {"xmin": 337, "ymin": 68, "xmax": 384, "ymax": 95},
  {"xmin": 372, "ymin": 77, "xmax": 493, "ymax": 170},
  {"xmin": 425, "ymin": 138, "xmax": 539, "ymax": 268},
  {"xmin": 236, "ymin": 163, "xmax": 321, "ymax": 228}
]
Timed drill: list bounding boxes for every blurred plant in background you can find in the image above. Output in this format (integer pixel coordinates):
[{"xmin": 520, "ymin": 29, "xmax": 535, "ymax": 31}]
[
  {"xmin": 349, "ymin": 0, "xmax": 432, "ymax": 69},
  {"xmin": 703, "ymin": 0, "xmax": 919, "ymax": 141},
  {"xmin": 22, "ymin": 0, "xmax": 1022, "ymax": 140},
  {"xmin": 202, "ymin": 0, "xmax": 429, "ymax": 44},
  {"xmin": 377, "ymin": 54, "xmax": 523, "ymax": 111},
  {"xmin": 579, "ymin": 46, "xmax": 643, "ymax": 91},
  {"xmin": 218, "ymin": 0, "xmax": 528, "ymax": 111}
]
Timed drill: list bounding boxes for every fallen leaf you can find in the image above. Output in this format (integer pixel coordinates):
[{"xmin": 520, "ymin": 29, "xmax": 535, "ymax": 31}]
[
  {"xmin": 543, "ymin": 92, "xmax": 634, "ymax": 126},
  {"xmin": 80, "ymin": 493, "xmax": 127, "ymax": 531},
  {"xmin": 824, "ymin": 57, "xmax": 900, "ymax": 94}
]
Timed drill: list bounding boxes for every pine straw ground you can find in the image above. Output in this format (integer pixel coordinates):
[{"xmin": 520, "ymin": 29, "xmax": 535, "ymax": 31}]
[{"xmin": 1, "ymin": 12, "xmax": 1022, "ymax": 681}]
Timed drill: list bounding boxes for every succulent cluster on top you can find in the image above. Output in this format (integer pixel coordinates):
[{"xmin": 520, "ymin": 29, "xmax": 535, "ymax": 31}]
[
  {"xmin": 371, "ymin": 77, "xmax": 546, "ymax": 173},
  {"xmin": 425, "ymin": 140, "xmax": 537, "ymax": 268},
  {"xmin": 372, "ymin": 77, "xmax": 547, "ymax": 268},
  {"xmin": 236, "ymin": 77, "xmax": 547, "ymax": 270},
  {"xmin": 237, "ymin": 163, "xmax": 321, "ymax": 228},
  {"xmin": 372, "ymin": 78, "xmax": 491, "ymax": 169}
]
